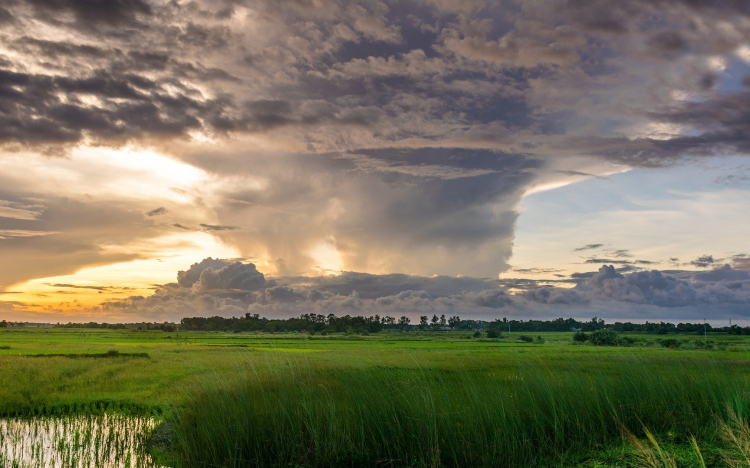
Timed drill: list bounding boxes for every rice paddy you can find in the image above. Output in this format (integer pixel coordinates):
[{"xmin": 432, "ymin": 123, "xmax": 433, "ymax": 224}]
[{"xmin": 0, "ymin": 414, "xmax": 159, "ymax": 468}]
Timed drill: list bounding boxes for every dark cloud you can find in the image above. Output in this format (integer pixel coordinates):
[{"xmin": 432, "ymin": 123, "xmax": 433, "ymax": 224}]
[
  {"xmin": 574, "ymin": 244, "xmax": 603, "ymax": 251},
  {"xmin": 199, "ymin": 224, "xmax": 239, "ymax": 231},
  {"xmin": 48, "ymin": 283, "xmax": 107, "ymax": 290},
  {"xmin": 279, "ymin": 271, "xmax": 499, "ymax": 300},
  {"xmin": 0, "ymin": 68, "xmax": 217, "ymax": 144},
  {"xmin": 584, "ymin": 258, "xmax": 631, "ymax": 264},
  {"xmin": 146, "ymin": 207, "xmax": 167, "ymax": 217},
  {"xmin": 25, "ymin": 0, "xmax": 152, "ymax": 26},
  {"xmin": 512, "ymin": 268, "xmax": 564, "ymax": 275},
  {"xmin": 522, "ymin": 287, "xmax": 586, "ymax": 305},
  {"xmin": 690, "ymin": 255, "xmax": 715, "ymax": 268},
  {"xmin": 0, "ymin": 7, "xmax": 14, "ymax": 24},
  {"xmin": 610, "ymin": 249, "xmax": 633, "ymax": 258},
  {"xmin": 693, "ymin": 264, "xmax": 750, "ymax": 282},
  {"xmin": 0, "ymin": 0, "xmax": 747, "ymax": 166},
  {"xmin": 177, "ymin": 257, "xmax": 231, "ymax": 288},
  {"xmin": 14, "ymin": 37, "xmax": 109, "ymax": 59},
  {"xmin": 191, "ymin": 262, "xmax": 269, "ymax": 294},
  {"xmin": 585, "ymin": 266, "xmax": 698, "ymax": 307},
  {"xmin": 647, "ymin": 31, "xmax": 687, "ymax": 54}
]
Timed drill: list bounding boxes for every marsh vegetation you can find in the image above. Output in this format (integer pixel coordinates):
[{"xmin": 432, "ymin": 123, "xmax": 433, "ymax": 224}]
[{"xmin": 2, "ymin": 327, "xmax": 750, "ymax": 466}]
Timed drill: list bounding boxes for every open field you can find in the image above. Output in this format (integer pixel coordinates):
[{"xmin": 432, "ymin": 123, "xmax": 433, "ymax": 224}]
[{"xmin": 2, "ymin": 328, "xmax": 750, "ymax": 466}]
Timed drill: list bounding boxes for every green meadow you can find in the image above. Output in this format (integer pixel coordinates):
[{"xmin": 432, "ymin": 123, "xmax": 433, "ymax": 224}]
[{"xmin": 2, "ymin": 327, "xmax": 750, "ymax": 466}]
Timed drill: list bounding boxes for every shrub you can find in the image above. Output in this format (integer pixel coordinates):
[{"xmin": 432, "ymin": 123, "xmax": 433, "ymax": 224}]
[
  {"xmin": 473, "ymin": 331, "xmax": 481, "ymax": 338},
  {"xmin": 518, "ymin": 335, "xmax": 533, "ymax": 343},
  {"xmin": 486, "ymin": 328, "xmax": 500, "ymax": 339},
  {"xmin": 619, "ymin": 336, "xmax": 636, "ymax": 346},
  {"xmin": 588, "ymin": 329, "xmax": 620, "ymax": 346},
  {"xmin": 534, "ymin": 335, "xmax": 545, "ymax": 345},
  {"xmin": 573, "ymin": 331, "xmax": 588, "ymax": 342},
  {"xmin": 657, "ymin": 338, "xmax": 682, "ymax": 349}
]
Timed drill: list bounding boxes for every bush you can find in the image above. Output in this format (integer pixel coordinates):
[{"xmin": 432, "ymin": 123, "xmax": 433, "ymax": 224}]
[
  {"xmin": 657, "ymin": 338, "xmax": 682, "ymax": 349},
  {"xmin": 473, "ymin": 331, "xmax": 481, "ymax": 338},
  {"xmin": 486, "ymin": 328, "xmax": 500, "ymax": 339},
  {"xmin": 518, "ymin": 335, "xmax": 533, "ymax": 343},
  {"xmin": 588, "ymin": 329, "xmax": 620, "ymax": 346},
  {"xmin": 534, "ymin": 335, "xmax": 545, "ymax": 345},
  {"xmin": 573, "ymin": 331, "xmax": 588, "ymax": 342}
]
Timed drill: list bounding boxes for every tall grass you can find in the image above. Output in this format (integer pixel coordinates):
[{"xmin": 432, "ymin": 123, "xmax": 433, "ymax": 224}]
[{"xmin": 162, "ymin": 352, "xmax": 750, "ymax": 467}]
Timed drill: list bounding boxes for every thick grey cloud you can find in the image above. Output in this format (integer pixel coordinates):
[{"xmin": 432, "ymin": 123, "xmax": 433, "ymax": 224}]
[
  {"xmin": 24, "ymin": 0, "xmax": 152, "ymax": 27},
  {"xmin": 89, "ymin": 259, "xmax": 750, "ymax": 322},
  {"xmin": 191, "ymin": 262, "xmax": 268, "ymax": 294},
  {"xmin": 1, "ymin": 0, "xmax": 749, "ymax": 164},
  {"xmin": 279, "ymin": 271, "xmax": 499, "ymax": 299},
  {"xmin": 522, "ymin": 287, "xmax": 586, "ymax": 305},
  {"xmin": 177, "ymin": 257, "xmax": 232, "ymax": 288},
  {"xmin": 693, "ymin": 264, "xmax": 750, "ymax": 282}
]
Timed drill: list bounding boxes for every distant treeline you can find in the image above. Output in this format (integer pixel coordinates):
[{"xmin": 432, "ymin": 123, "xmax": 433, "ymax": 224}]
[
  {"xmin": 54, "ymin": 322, "xmax": 177, "ymax": 332},
  {"xmin": 485, "ymin": 317, "xmax": 750, "ymax": 335},
  {"xmin": 179, "ymin": 314, "xmax": 750, "ymax": 335},
  {"xmin": 180, "ymin": 314, "xmax": 386, "ymax": 334},
  {"xmin": 4, "ymin": 315, "xmax": 748, "ymax": 335}
]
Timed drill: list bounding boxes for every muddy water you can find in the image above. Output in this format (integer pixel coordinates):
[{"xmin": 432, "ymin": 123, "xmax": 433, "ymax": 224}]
[{"xmin": 0, "ymin": 414, "xmax": 163, "ymax": 467}]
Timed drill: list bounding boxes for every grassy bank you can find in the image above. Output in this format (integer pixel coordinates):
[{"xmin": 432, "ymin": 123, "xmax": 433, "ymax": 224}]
[{"xmin": 160, "ymin": 352, "xmax": 750, "ymax": 467}]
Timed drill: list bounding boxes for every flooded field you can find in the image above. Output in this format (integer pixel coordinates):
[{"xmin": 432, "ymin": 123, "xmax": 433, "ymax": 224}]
[{"xmin": 0, "ymin": 414, "xmax": 161, "ymax": 468}]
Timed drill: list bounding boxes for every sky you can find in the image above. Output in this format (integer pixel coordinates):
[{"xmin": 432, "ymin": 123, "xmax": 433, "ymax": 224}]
[{"xmin": 1, "ymin": 0, "xmax": 750, "ymax": 324}]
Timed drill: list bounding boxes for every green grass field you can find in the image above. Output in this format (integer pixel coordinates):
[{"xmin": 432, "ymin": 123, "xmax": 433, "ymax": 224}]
[{"xmin": 2, "ymin": 327, "xmax": 750, "ymax": 466}]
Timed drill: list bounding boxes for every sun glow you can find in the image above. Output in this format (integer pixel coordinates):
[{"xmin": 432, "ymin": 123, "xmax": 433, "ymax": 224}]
[
  {"xmin": 4, "ymin": 232, "xmax": 240, "ymax": 313},
  {"xmin": 0, "ymin": 146, "xmax": 209, "ymax": 203},
  {"xmin": 308, "ymin": 238, "xmax": 344, "ymax": 275}
]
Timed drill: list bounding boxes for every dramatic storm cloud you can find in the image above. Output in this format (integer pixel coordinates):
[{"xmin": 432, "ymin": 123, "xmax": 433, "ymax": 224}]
[
  {"xmin": 88, "ymin": 259, "xmax": 750, "ymax": 322},
  {"xmin": 1, "ymin": 0, "xmax": 750, "ymax": 322}
]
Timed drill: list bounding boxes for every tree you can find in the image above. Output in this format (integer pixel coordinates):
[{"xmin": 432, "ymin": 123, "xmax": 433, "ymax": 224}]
[
  {"xmin": 398, "ymin": 316, "xmax": 411, "ymax": 331},
  {"xmin": 0, "ymin": 320, "xmax": 6, "ymax": 328},
  {"xmin": 419, "ymin": 316, "xmax": 428, "ymax": 330},
  {"xmin": 439, "ymin": 315, "xmax": 446, "ymax": 327},
  {"xmin": 448, "ymin": 316, "xmax": 460, "ymax": 329},
  {"xmin": 431, "ymin": 315, "xmax": 439, "ymax": 327}
]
